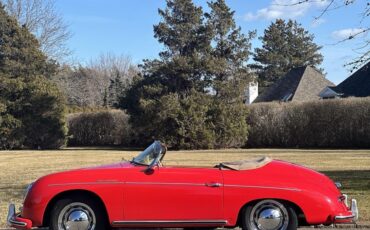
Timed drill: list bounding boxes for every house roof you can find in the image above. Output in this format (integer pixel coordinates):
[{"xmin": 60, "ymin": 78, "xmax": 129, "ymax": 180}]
[
  {"xmin": 318, "ymin": 86, "xmax": 343, "ymax": 98},
  {"xmin": 255, "ymin": 66, "xmax": 335, "ymax": 103},
  {"xmin": 331, "ymin": 62, "xmax": 370, "ymax": 97}
]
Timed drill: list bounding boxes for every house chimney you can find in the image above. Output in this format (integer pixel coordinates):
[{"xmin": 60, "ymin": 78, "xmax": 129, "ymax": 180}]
[{"xmin": 245, "ymin": 81, "xmax": 258, "ymax": 104}]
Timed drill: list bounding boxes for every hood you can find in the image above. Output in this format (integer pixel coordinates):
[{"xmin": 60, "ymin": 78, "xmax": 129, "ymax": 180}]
[
  {"xmin": 84, "ymin": 161, "xmax": 130, "ymax": 170},
  {"xmin": 34, "ymin": 161, "xmax": 134, "ymax": 187}
]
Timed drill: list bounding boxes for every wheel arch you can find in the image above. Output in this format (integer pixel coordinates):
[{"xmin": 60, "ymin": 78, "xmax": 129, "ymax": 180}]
[
  {"xmin": 236, "ymin": 198, "xmax": 308, "ymax": 227},
  {"xmin": 42, "ymin": 189, "xmax": 109, "ymax": 227}
]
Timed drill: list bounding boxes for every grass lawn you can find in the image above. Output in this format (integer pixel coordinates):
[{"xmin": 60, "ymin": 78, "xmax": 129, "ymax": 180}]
[{"xmin": 0, "ymin": 148, "xmax": 369, "ymax": 228}]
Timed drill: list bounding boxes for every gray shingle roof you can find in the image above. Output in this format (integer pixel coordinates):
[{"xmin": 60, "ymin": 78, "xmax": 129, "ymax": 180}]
[
  {"xmin": 331, "ymin": 62, "xmax": 370, "ymax": 97},
  {"xmin": 255, "ymin": 66, "xmax": 335, "ymax": 102}
]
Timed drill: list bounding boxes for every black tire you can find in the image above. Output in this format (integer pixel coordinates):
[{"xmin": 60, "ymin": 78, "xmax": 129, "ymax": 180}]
[
  {"xmin": 241, "ymin": 199, "xmax": 298, "ymax": 230},
  {"xmin": 49, "ymin": 196, "xmax": 108, "ymax": 230}
]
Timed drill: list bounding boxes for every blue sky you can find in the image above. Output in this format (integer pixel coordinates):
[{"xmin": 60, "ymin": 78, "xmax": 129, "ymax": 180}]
[{"xmin": 55, "ymin": 0, "xmax": 369, "ymax": 84}]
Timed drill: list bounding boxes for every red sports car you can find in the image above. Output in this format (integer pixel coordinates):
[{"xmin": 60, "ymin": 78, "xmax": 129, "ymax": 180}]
[{"xmin": 8, "ymin": 141, "xmax": 358, "ymax": 230}]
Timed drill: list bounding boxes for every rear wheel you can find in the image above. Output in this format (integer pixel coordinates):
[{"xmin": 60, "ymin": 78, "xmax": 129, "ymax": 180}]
[
  {"xmin": 241, "ymin": 199, "xmax": 297, "ymax": 230},
  {"xmin": 49, "ymin": 197, "xmax": 108, "ymax": 230}
]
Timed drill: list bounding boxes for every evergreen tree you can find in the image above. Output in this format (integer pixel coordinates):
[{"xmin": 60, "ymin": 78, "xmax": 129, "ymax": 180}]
[
  {"xmin": 252, "ymin": 19, "xmax": 323, "ymax": 88},
  {"xmin": 206, "ymin": 0, "xmax": 253, "ymax": 75},
  {"xmin": 204, "ymin": 0, "xmax": 252, "ymax": 147},
  {"xmin": 0, "ymin": 4, "xmax": 66, "ymax": 149},
  {"xmin": 120, "ymin": 0, "xmax": 252, "ymax": 148},
  {"xmin": 121, "ymin": 0, "xmax": 213, "ymax": 146},
  {"xmin": 107, "ymin": 69, "xmax": 124, "ymax": 107},
  {"xmin": 142, "ymin": 0, "xmax": 212, "ymax": 93},
  {"xmin": 0, "ymin": 5, "xmax": 57, "ymax": 79}
]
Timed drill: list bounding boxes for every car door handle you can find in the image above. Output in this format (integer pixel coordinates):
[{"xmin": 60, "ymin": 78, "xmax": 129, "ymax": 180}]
[{"xmin": 205, "ymin": 182, "xmax": 222, "ymax": 187}]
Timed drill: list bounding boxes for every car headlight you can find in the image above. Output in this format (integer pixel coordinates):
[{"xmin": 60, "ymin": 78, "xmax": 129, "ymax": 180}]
[{"xmin": 23, "ymin": 182, "xmax": 34, "ymax": 202}]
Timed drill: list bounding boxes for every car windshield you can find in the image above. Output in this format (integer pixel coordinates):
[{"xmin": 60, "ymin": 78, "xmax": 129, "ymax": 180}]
[{"xmin": 132, "ymin": 141, "xmax": 165, "ymax": 165}]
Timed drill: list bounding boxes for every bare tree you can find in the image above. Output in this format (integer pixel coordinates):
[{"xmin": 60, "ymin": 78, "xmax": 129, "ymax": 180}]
[
  {"xmin": 88, "ymin": 52, "xmax": 137, "ymax": 81},
  {"xmin": 88, "ymin": 53, "xmax": 138, "ymax": 107},
  {"xmin": 277, "ymin": 0, "xmax": 369, "ymax": 71},
  {"xmin": 53, "ymin": 53, "xmax": 138, "ymax": 108},
  {"xmin": 2, "ymin": 0, "xmax": 72, "ymax": 61}
]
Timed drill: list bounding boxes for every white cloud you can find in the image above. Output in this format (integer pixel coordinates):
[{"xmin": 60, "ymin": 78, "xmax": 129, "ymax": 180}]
[
  {"xmin": 244, "ymin": 0, "xmax": 330, "ymax": 21},
  {"xmin": 331, "ymin": 28, "xmax": 367, "ymax": 40}
]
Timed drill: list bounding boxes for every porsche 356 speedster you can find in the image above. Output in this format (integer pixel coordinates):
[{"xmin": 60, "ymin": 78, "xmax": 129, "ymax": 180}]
[{"xmin": 8, "ymin": 141, "xmax": 358, "ymax": 230}]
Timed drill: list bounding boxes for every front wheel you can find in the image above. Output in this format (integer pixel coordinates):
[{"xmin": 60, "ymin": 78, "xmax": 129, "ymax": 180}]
[
  {"xmin": 49, "ymin": 197, "xmax": 108, "ymax": 230},
  {"xmin": 241, "ymin": 199, "xmax": 297, "ymax": 230}
]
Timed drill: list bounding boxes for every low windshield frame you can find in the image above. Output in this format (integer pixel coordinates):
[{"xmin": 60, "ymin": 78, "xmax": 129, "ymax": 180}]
[{"xmin": 132, "ymin": 141, "xmax": 166, "ymax": 166}]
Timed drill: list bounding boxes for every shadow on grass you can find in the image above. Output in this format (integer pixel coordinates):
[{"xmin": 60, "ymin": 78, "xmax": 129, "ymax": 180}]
[{"xmin": 321, "ymin": 170, "xmax": 370, "ymax": 191}]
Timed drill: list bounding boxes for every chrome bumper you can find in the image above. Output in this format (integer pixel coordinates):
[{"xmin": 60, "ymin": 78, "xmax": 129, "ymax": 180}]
[
  {"xmin": 7, "ymin": 204, "xmax": 27, "ymax": 228},
  {"xmin": 334, "ymin": 199, "xmax": 358, "ymax": 221}
]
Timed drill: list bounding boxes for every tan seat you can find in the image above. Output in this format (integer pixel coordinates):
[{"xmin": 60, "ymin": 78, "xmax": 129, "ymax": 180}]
[{"xmin": 218, "ymin": 156, "xmax": 272, "ymax": 170}]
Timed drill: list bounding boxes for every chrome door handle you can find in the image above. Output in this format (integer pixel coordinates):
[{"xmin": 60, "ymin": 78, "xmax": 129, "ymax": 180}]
[{"xmin": 205, "ymin": 182, "xmax": 222, "ymax": 187}]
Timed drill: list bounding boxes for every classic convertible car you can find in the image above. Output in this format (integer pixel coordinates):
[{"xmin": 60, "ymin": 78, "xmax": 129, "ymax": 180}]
[{"xmin": 8, "ymin": 141, "xmax": 358, "ymax": 230}]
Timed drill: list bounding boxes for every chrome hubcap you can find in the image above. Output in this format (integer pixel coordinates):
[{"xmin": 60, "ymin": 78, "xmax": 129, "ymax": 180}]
[
  {"xmin": 250, "ymin": 200, "xmax": 289, "ymax": 230},
  {"xmin": 57, "ymin": 202, "xmax": 96, "ymax": 230}
]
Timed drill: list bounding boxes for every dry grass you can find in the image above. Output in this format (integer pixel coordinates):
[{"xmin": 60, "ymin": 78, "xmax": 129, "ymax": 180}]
[{"xmin": 0, "ymin": 148, "xmax": 369, "ymax": 228}]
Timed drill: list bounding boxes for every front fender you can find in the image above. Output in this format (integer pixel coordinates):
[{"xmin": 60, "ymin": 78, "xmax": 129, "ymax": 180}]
[{"xmin": 22, "ymin": 177, "xmax": 123, "ymax": 227}]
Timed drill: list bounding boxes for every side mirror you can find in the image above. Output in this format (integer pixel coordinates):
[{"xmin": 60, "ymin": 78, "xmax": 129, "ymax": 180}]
[
  {"xmin": 143, "ymin": 158, "xmax": 159, "ymax": 174},
  {"xmin": 143, "ymin": 167, "xmax": 154, "ymax": 175}
]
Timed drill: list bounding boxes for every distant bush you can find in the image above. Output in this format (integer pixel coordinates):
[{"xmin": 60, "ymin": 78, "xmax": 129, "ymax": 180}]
[
  {"xmin": 67, "ymin": 110, "xmax": 131, "ymax": 146},
  {"xmin": 247, "ymin": 97, "xmax": 370, "ymax": 148}
]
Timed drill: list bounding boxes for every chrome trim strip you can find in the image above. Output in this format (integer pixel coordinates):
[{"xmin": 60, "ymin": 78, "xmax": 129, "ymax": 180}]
[
  {"xmin": 112, "ymin": 220, "xmax": 228, "ymax": 226},
  {"xmin": 49, "ymin": 181, "xmax": 210, "ymax": 187},
  {"xmin": 126, "ymin": 182, "xmax": 205, "ymax": 186},
  {"xmin": 48, "ymin": 182, "xmax": 298, "ymax": 191},
  {"xmin": 48, "ymin": 181, "xmax": 125, "ymax": 186},
  {"xmin": 224, "ymin": 184, "xmax": 301, "ymax": 192}
]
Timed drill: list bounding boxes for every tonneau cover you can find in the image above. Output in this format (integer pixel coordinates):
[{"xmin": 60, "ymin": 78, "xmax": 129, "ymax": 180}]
[{"xmin": 219, "ymin": 156, "xmax": 272, "ymax": 170}]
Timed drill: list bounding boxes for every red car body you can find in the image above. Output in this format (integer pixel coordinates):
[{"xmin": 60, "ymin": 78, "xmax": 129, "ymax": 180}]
[{"xmin": 7, "ymin": 142, "xmax": 358, "ymax": 229}]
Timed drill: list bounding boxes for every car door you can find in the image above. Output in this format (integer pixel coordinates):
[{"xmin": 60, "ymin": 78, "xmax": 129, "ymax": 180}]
[{"xmin": 122, "ymin": 165, "xmax": 224, "ymax": 222}]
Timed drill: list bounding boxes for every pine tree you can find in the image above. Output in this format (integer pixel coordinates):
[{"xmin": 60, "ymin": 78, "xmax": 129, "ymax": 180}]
[
  {"xmin": 252, "ymin": 19, "xmax": 323, "ymax": 88},
  {"xmin": 120, "ymin": 0, "xmax": 253, "ymax": 148},
  {"xmin": 141, "ymin": 0, "xmax": 212, "ymax": 93},
  {"xmin": 107, "ymin": 69, "xmax": 124, "ymax": 107},
  {"xmin": 206, "ymin": 0, "xmax": 255, "ymax": 100},
  {"xmin": 0, "ymin": 5, "xmax": 56, "ymax": 79},
  {"xmin": 204, "ymin": 0, "xmax": 252, "ymax": 147},
  {"xmin": 120, "ymin": 0, "xmax": 213, "ymax": 146}
]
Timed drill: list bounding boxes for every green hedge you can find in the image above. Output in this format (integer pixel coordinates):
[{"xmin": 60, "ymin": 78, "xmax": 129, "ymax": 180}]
[
  {"xmin": 247, "ymin": 97, "xmax": 370, "ymax": 148},
  {"xmin": 67, "ymin": 110, "xmax": 131, "ymax": 146},
  {"xmin": 67, "ymin": 98, "xmax": 370, "ymax": 149}
]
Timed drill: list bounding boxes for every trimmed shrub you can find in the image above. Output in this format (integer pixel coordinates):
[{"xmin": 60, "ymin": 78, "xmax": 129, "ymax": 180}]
[
  {"xmin": 247, "ymin": 97, "xmax": 370, "ymax": 148},
  {"xmin": 67, "ymin": 110, "xmax": 131, "ymax": 146},
  {"xmin": 209, "ymin": 100, "xmax": 249, "ymax": 149}
]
